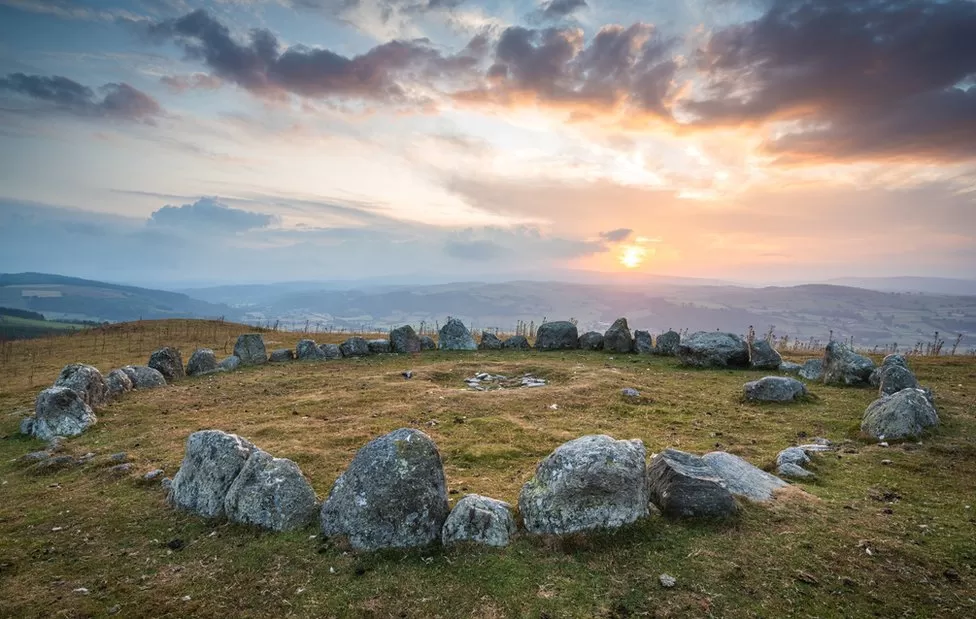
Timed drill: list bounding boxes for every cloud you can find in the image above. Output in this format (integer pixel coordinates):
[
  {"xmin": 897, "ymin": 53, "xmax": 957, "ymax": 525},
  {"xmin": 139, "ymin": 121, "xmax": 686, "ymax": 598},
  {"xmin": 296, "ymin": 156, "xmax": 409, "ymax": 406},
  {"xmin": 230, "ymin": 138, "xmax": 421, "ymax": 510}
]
[
  {"xmin": 540, "ymin": 0, "xmax": 588, "ymax": 21},
  {"xmin": 159, "ymin": 73, "xmax": 222, "ymax": 93},
  {"xmin": 148, "ymin": 197, "xmax": 278, "ymax": 232},
  {"xmin": 0, "ymin": 73, "xmax": 162, "ymax": 122},
  {"xmin": 685, "ymin": 0, "xmax": 976, "ymax": 161},
  {"xmin": 600, "ymin": 228, "xmax": 632, "ymax": 242}
]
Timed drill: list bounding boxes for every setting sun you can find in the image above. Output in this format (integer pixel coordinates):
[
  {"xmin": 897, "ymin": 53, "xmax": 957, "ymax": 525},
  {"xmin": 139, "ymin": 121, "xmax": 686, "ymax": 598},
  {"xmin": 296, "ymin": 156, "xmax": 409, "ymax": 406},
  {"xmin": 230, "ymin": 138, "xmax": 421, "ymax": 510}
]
[{"xmin": 619, "ymin": 244, "xmax": 647, "ymax": 269}]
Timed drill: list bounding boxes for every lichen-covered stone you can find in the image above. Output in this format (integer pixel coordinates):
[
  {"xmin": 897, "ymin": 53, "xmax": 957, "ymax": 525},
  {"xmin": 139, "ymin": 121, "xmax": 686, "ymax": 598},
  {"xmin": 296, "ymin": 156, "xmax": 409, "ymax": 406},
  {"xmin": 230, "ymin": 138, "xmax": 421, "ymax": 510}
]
[
  {"xmin": 340, "ymin": 337, "xmax": 370, "ymax": 357},
  {"xmin": 534, "ymin": 321, "xmax": 579, "ymax": 351},
  {"xmin": 148, "ymin": 347, "xmax": 185, "ymax": 382},
  {"xmin": 648, "ymin": 448, "xmax": 738, "ymax": 519},
  {"xmin": 224, "ymin": 450, "xmax": 318, "ymax": 532},
  {"xmin": 186, "ymin": 349, "xmax": 218, "ymax": 376},
  {"xmin": 269, "ymin": 348, "xmax": 295, "ymax": 362},
  {"xmin": 25, "ymin": 386, "xmax": 97, "ymax": 441},
  {"xmin": 743, "ymin": 376, "xmax": 807, "ymax": 402},
  {"xmin": 390, "ymin": 326, "xmax": 421, "ymax": 354},
  {"xmin": 577, "ymin": 331, "xmax": 604, "ymax": 350},
  {"xmin": 822, "ymin": 341, "xmax": 875, "ymax": 386},
  {"xmin": 105, "ymin": 368, "xmax": 133, "ymax": 399},
  {"xmin": 420, "ymin": 336, "xmax": 437, "ymax": 351},
  {"xmin": 478, "ymin": 331, "xmax": 503, "ymax": 350},
  {"xmin": 861, "ymin": 388, "xmax": 939, "ymax": 441},
  {"xmin": 677, "ymin": 332, "xmax": 749, "ymax": 368},
  {"xmin": 654, "ymin": 330, "xmax": 681, "ymax": 356},
  {"xmin": 633, "ymin": 330, "xmax": 653, "ymax": 354},
  {"xmin": 296, "ymin": 339, "xmax": 325, "ymax": 360},
  {"xmin": 878, "ymin": 365, "xmax": 920, "ymax": 396},
  {"xmin": 168, "ymin": 430, "xmax": 256, "ymax": 519},
  {"xmin": 121, "ymin": 365, "xmax": 167, "ymax": 389},
  {"xmin": 367, "ymin": 339, "xmax": 391, "ymax": 354},
  {"xmin": 218, "ymin": 355, "xmax": 241, "ymax": 371},
  {"xmin": 603, "ymin": 318, "xmax": 633, "ymax": 353},
  {"xmin": 438, "ymin": 318, "xmax": 477, "ymax": 351},
  {"xmin": 318, "ymin": 344, "xmax": 342, "ymax": 359},
  {"xmin": 701, "ymin": 452, "xmax": 788, "ymax": 502},
  {"xmin": 441, "ymin": 494, "xmax": 516, "ymax": 547},
  {"xmin": 502, "ymin": 335, "xmax": 531, "ymax": 350},
  {"xmin": 233, "ymin": 334, "xmax": 267, "ymax": 365},
  {"xmin": 54, "ymin": 363, "xmax": 107, "ymax": 408},
  {"xmin": 799, "ymin": 358, "xmax": 824, "ymax": 381},
  {"xmin": 749, "ymin": 340, "xmax": 783, "ymax": 370}
]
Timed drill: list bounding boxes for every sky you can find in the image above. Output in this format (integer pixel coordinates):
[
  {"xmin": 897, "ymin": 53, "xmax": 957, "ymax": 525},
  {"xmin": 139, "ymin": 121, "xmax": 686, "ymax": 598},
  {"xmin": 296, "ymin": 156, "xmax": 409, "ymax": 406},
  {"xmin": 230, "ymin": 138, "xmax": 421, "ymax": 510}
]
[{"xmin": 0, "ymin": 0, "xmax": 974, "ymax": 286}]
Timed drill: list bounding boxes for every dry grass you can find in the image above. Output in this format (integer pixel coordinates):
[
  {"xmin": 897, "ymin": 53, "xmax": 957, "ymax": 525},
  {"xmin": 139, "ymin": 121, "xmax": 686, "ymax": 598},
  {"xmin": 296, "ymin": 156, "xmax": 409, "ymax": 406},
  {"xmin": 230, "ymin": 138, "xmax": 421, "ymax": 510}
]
[{"xmin": 1, "ymin": 320, "xmax": 975, "ymax": 618}]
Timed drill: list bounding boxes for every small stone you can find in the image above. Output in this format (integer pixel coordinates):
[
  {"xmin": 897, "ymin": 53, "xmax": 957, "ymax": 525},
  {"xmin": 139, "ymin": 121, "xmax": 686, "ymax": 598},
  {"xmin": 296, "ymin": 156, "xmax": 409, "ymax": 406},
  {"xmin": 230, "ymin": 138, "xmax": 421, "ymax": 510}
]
[
  {"xmin": 777, "ymin": 462, "xmax": 815, "ymax": 478},
  {"xmin": 402, "ymin": 370, "xmax": 413, "ymax": 379},
  {"xmin": 108, "ymin": 463, "xmax": 133, "ymax": 476},
  {"xmin": 107, "ymin": 605, "xmax": 121, "ymax": 615},
  {"xmin": 74, "ymin": 587, "xmax": 90, "ymax": 595},
  {"xmin": 109, "ymin": 452, "xmax": 127, "ymax": 463},
  {"xmin": 621, "ymin": 388, "xmax": 640, "ymax": 398},
  {"xmin": 659, "ymin": 574, "xmax": 677, "ymax": 588},
  {"xmin": 144, "ymin": 469, "xmax": 165, "ymax": 481},
  {"xmin": 881, "ymin": 459, "xmax": 893, "ymax": 466}
]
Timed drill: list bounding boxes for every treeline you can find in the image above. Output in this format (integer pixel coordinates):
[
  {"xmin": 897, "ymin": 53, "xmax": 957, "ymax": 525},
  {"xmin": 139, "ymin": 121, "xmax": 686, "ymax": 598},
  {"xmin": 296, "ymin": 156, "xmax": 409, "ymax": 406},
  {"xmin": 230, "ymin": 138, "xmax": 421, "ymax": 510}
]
[{"xmin": 0, "ymin": 306, "xmax": 46, "ymax": 321}]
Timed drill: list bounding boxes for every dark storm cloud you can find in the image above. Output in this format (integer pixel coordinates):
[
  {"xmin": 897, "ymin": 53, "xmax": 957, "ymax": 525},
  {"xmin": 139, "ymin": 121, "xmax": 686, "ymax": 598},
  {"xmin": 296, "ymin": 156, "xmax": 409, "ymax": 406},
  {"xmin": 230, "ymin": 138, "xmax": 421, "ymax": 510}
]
[
  {"xmin": 0, "ymin": 73, "xmax": 162, "ymax": 121},
  {"xmin": 149, "ymin": 197, "xmax": 278, "ymax": 232},
  {"xmin": 686, "ymin": 0, "xmax": 976, "ymax": 160}
]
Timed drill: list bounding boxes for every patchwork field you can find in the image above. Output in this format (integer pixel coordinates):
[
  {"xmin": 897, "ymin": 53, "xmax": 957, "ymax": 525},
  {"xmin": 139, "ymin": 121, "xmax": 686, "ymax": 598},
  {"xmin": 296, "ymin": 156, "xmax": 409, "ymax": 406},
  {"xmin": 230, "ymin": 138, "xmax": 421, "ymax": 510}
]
[{"xmin": 1, "ymin": 321, "xmax": 974, "ymax": 618}]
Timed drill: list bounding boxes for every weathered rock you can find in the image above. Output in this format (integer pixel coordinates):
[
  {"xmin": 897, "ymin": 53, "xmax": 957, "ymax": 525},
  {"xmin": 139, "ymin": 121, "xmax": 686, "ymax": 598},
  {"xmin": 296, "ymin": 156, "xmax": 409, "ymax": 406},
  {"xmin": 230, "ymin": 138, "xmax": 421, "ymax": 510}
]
[
  {"xmin": 296, "ymin": 339, "xmax": 325, "ymax": 360},
  {"xmin": 633, "ymin": 330, "xmax": 653, "ymax": 354},
  {"xmin": 54, "ymin": 363, "xmax": 107, "ymax": 408},
  {"xmin": 390, "ymin": 325, "xmax": 421, "ymax": 354},
  {"xmin": 320, "ymin": 428, "xmax": 449, "ymax": 550},
  {"xmin": 621, "ymin": 387, "xmax": 640, "ymax": 398},
  {"xmin": 269, "ymin": 348, "xmax": 295, "ymax": 362},
  {"xmin": 318, "ymin": 344, "xmax": 342, "ymax": 360},
  {"xmin": 168, "ymin": 430, "xmax": 256, "ymax": 519},
  {"xmin": 821, "ymin": 341, "xmax": 875, "ymax": 386},
  {"xmin": 778, "ymin": 462, "xmax": 815, "ymax": 478},
  {"xmin": 186, "ymin": 349, "xmax": 218, "ymax": 376},
  {"xmin": 478, "ymin": 331, "xmax": 503, "ymax": 350},
  {"xmin": 878, "ymin": 365, "xmax": 920, "ymax": 396},
  {"xmin": 143, "ymin": 469, "xmax": 165, "ymax": 482},
  {"xmin": 502, "ymin": 335, "xmax": 531, "ymax": 350},
  {"xmin": 218, "ymin": 355, "xmax": 241, "ymax": 371},
  {"xmin": 799, "ymin": 358, "xmax": 823, "ymax": 381},
  {"xmin": 749, "ymin": 340, "xmax": 783, "ymax": 370},
  {"xmin": 233, "ymin": 334, "xmax": 267, "ymax": 366},
  {"xmin": 224, "ymin": 449, "xmax": 318, "ymax": 532},
  {"xmin": 441, "ymin": 494, "xmax": 516, "ymax": 547},
  {"xmin": 26, "ymin": 386, "xmax": 97, "ymax": 441},
  {"xmin": 519, "ymin": 435, "xmax": 648, "ymax": 535},
  {"xmin": 776, "ymin": 447, "xmax": 811, "ymax": 468},
  {"xmin": 882, "ymin": 353, "xmax": 908, "ymax": 368},
  {"xmin": 121, "ymin": 365, "xmax": 166, "ymax": 389},
  {"xmin": 870, "ymin": 353, "xmax": 912, "ymax": 387},
  {"xmin": 19, "ymin": 417, "xmax": 35, "ymax": 436},
  {"xmin": 534, "ymin": 321, "xmax": 579, "ymax": 351},
  {"xmin": 743, "ymin": 376, "xmax": 807, "ymax": 402},
  {"xmin": 367, "ymin": 339, "xmax": 391, "ymax": 354},
  {"xmin": 420, "ymin": 335, "xmax": 437, "ymax": 351},
  {"xmin": 654, "ymin": 330, "xmax": 681, "ymax": 356},
  {"xmin": 105, "ymin": 368, "xmax": 133, "ymax": 399},
  {"xmin": 780, "ymin": 361, "xmax": 803, "ymax": 374},
  {"xmin": 647, "ymin": 448, "xmax": 738, "ymax": 519},
  {"xmin": 438, "ymin": 318, "xmax": 477, "ymax": 351},
  {"xmin": 577, "ymin": 331, "xmax": 604, "ymax": 350},
  {"xmin": 340, "ymin": 337, "xmax": 370, "ymax": 357},
  {"xmin": 148, "ymin": 347, "xmax": 185, "ymax": 382},
  {"xmin": 603, "ymin": 318, "xmax": 634, "ymax": 353},
  {"xmin": 676, "ymin": 332, "xmax": 749, "ymax": 368},
  {"xmin": 861, "ymin": 388, "xmax": 939, "ymax": 441},
  {"xmin": 701, "ymin": 452, "xmax": 788, "ymax": 502}
]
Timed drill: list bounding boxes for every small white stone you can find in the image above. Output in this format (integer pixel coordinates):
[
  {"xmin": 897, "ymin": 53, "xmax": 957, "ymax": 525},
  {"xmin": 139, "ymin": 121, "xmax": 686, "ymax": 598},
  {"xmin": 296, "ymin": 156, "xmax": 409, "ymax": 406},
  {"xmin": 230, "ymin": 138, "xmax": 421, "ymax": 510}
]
[
  {"xmin": 181, "ymin": 595, "xmax": 191, "ymax": 602},
  {"xmin": 73, "ymin": 588, "xmax": 89, "ymax": 595},
  {"xmin": 659, "ymin": 574, "xmax": 677, "ymax": 588}
]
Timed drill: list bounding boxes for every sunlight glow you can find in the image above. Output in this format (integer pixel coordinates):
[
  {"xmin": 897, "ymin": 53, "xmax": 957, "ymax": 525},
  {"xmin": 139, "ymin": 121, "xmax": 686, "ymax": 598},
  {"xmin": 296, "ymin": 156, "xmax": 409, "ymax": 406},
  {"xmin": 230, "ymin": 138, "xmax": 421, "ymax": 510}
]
[{"xmin": 619, "ymin": 244, "xmax": 648, "ymax": 269}]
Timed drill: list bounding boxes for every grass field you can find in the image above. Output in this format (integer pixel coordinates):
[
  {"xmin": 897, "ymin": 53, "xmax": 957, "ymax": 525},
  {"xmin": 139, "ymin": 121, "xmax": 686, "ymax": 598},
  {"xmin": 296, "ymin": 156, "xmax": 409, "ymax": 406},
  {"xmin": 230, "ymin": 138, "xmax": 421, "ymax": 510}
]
[
  {"xmin": 0, "ymin": 314, "xmax": 87, "ymax": 341},
  {"xmin": 1, "ymin": 320, "xmax": 974, "ymax": 618}
]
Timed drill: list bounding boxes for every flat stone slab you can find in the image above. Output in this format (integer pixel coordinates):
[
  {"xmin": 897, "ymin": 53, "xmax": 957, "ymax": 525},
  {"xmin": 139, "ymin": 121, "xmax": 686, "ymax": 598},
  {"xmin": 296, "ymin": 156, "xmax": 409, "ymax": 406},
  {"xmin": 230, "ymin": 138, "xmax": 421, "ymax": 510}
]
[{"xmin": 701, "ymin": 452, "xmax": 788, "ymax": 502}]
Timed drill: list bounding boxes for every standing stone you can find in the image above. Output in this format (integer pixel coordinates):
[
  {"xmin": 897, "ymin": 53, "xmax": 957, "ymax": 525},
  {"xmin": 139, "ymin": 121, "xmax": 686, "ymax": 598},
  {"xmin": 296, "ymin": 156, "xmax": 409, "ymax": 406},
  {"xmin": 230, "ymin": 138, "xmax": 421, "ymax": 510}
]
[
  {"xmin": 861, "ymin": 389, "xmax": 939, "ymax": 441},
  {"xmin": 743, "ymin": 376, "xmax": 807, "ymax": 402},
  {"xmin": 749, "ymin": 340, "xmax": 783, "ymax": 370},
  {"xmin": 224, "ymin": 450, "xmax": 319, "ymax": 532},
  {"xmin": 296, "ymin": 339, "xmax": 325, "ymax": 360},
  {"xmin": 676, "ymin": 332, "xmax": 750, "ymax": 368},
  {"xmin": 105, "ymin": 368, "xmax": 133, "ymax": 399},
  {"xmin": 26, "ymin": 386, "xmax": 97, "ymax": 441},
  {"xmin": 634, "ymin": 330, "xmax": 653, "ymax": 354},
  {"xmin": 54, "ymin": 363, "xmax": 107, "ymax": 408},
  {"xmin": 654, "ymin": 330, "xmax": 681, "ymax": 356},
  {"xmin": 420, "ymin": 336, "xmax": 437, "ymax": 351},
  {"xmin": 578, "ymin": 331, "xmax": 604, "ymax": 350},
  {"xmin": 318, "ymin": 344, "xmax": 342, "ymax": 360},
  {"xmin": 390, "ymin": 326, "xmax": 422, "ymax": 354},
  {"xmin": 340, "ymin": 337, "xmax": 370, "ymax": 357},
  {"xmin": 870, "ymin": 353, "xmax": 911, "ymax": 387},
  {"xmin": 233, "ymin": 334, "xmax": 267, "ymax": 366},
  {"xmin": 799, "ymin": 358, "xmax": 823, "ymax": 381},
  {"xmin": 441, "ymin": 495, "xmax": 516, "ymax": 547},
  {"xmin": 502, "ymin": 335, "xmax": 531, "ymax": 350},
  {"xmin": 878, "ymin": 365, "xmax": 920, "ymax": 396},
  {"xmin": 519, "ymin": 435, "xmax": 648, "ymax": 535},
  {"xmin": 269, "ymin": 348, "xmax": 295, "ymax": 362},
  {"xmin": 367, "ymin": 339, "xmax": 391, "ymax": 354},
  {"xmin": 534, "ymin": 321, "xmax": 579, "ymax": 351},
  {"xmin": 148, "ymin": 347, "xmax": 185, "ymax": 382},
  {"xmin": 438, "ymin": 318, "xmax": 477, "ymax": 351},
  {"xmin": 648, "ymin": 449, "xmax": 738, "ymax": 519},
  {"xmin": 479, "ymin": 331, "xmax": 503, "ymax": 350},
  {"xmin": 603, "ymin": 318, "xmax": 634, "ymax": 353},
  {"xmin": 701, "ymin": 452, "xmax": 788, "ymax": 502},
  {"xmin": 218, "ymin": 356, "xmax": 241, "ymax": 371},
  {"xmin": 186, "ymin": 349, "xmax": 218, "ymax": 376},
  {"xmin": 320, "ymin": 428, "xmax": 449, "ymax": 550},
  {"xmin": 168, "ymin": 430, "xmax": 256, "ymax": 519},
  {"xmin": 822, "ymin": 341, "xmax": 875, "ymax": 386},
  {"xmin": 121, "ymin": 365, "xmax": 167, "ymax": 389}
]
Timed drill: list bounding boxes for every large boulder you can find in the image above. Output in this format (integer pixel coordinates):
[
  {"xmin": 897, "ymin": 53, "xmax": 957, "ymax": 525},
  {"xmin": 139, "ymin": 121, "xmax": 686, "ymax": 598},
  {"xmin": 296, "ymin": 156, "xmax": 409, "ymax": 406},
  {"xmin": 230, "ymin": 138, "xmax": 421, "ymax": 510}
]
[
  {"xmin": 861, "ymin": 389, "xmax": 939, "ymax": 441},
  {"xmin": 233, "ymin": 334, "xmax": 267, "ymax": 365},
  {"xmin": 25, "ymin": 387, "xmax": 97, "ymax": 441},
  {"xmin": 168, "ymin": 430, "xmax": 256, "ymax": 519},
  {"xmin": 519, "ymin": 435, "xmax": 648, "ymax": 535},
  {"xmin": 799, "ymin": 358, "xmax": 823, "ymax": 381},
  {"xmin": 419, "ymin": 336, "xmax": 437, "ymax": 351},
  {"xmin": 218, "ymin": 356, "xmax": 241, "ymax": 372},
  {"xmin": 633, "ymin": 330, "xmax": 653, "ymax": 354},
  {"xmin": 186, "ymin": 349, "xmax": 218, "ymax": 376},
  {"xmin": 438, "ymin": 318, "xmax": 477, "ymax": 351},
  {"xmin": 743, "ymin": 376, "xmax": 807, "ymax": 402},
  {"xmin": 870, "ymin": 353, "xmax": 910, "ymax": 387},
  {"xmin": 320, "ymin": 428, "xmax": 449, "ymax": 550},
  {"xmin": 367, "ymin": 339, "xmax": 391, "ymax": 354},
  {"xmin": 749, "ymin": 340, "xmax": 783, "ymax": 370},
  {"xmin": 318, "ymin": 344, "xmax": 342, "ymax": 360},
  {"xmin": 269, "ymin": 348, "xmax": 295, "ymax": 362},
  {"xmin": 701, "ymin": 452, "xmax": 788, "ymax": 502},
  {"xmin": 822, "ymin": 341, "xmax": 875, "ymax": 386},
  {"xmin": 502, "ymin": 335, "xmax": 531, "ymax": 350},
  {"xmin": 535, "ymin": 321, "xmax": 579, "ymax": 351},
  {"xmin": 647, "ymin": 448, "xmax": 738, "ymax": 519},
  {"xmin": 105, "ymin": 368, "xmax": 133, "ymax": 399},
  {"xmin": 54, "ymin": 363, "xmax": 107, "ymax": 408},
  {"xmin": 223, "ymin": 450, "xmax": 318, "ymax": 532},
  {"xmin": 340, "ymin": 337, "xmax": 370, "ymax": 357},
  {"xmin": 121, "ymin": 365, "xmax": 167, "ymax": 389},
  {"xmin": 577, "ymin": 331, "xmax": 604, "ymax": 350},
  {"xmin": 148, "ymin": 347, "xmax": 185, "ymax": 382},
  {"xmin": 441, "ymin": 495, "xmax": 516, "ymax": 547},
  {"xmin": 479, "ymin": 332, "xmax": 503, "ymax": 351},
  {"xmin": 603, "ymin": 318, "xmax": 634, "ymax": 353},
  {"xmin": 676, "ymin": 332, "xmax": 749, "ymax": 368},
  {"xmin": 390, "ymin": 325, "xmax": 421, "ymax": 354},
  {"xmin": 296, "ymin": 339, "xmax": 325, "ymax": 360},
  {"xmin": 654, "ymin": 330, "xmax": 681, "ymax": 356},
  {"xmin": 878, "ymin": 365, "xmax": 920, "ymax": 396}
]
